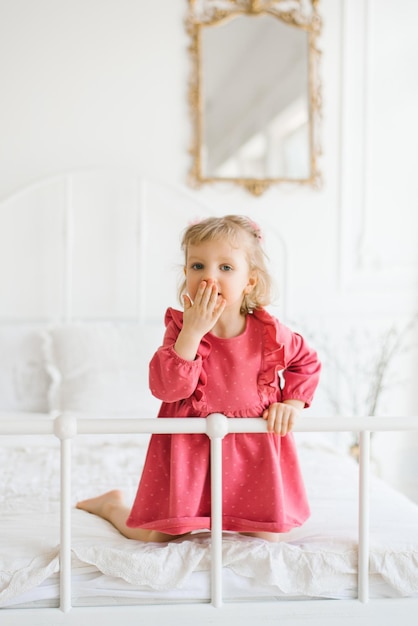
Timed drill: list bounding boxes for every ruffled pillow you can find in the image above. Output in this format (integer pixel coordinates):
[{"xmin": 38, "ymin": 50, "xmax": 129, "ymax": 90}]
[{"xmin": 44, "ymin": 324, "xmax": 164, "ymax": 416}]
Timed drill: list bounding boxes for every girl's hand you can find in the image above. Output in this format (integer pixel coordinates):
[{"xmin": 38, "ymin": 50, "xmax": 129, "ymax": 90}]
[
  {"xmin": 183, "ymin": 280, "xmax": 226, "ymax": 338},
  {"xmin": 262, "ymin": 402, "xmax": 301, "ymax": 436},
  {"xmin": 174, "ymin": 280, "xmax": 226, "ymax": 361}
]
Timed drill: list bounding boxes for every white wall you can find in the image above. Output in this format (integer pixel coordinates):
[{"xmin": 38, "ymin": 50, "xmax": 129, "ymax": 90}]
[
  {"xmin": 0, "ymin": 0, "xmax": 190, "ymax": 190},
  {"xmin": 0, "ymin": 0, "xmax": 417, "ymax": 496}
]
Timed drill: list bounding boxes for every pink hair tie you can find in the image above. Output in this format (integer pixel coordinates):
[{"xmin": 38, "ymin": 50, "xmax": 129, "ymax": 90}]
[{"xmin": 247, "ymin": 218, "xmax": 263, "ymax": 242}]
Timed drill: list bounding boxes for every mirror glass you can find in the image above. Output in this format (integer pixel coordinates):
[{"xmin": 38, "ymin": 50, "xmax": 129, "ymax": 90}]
[
  {"xmin": 202, "ymin": 15, "xmax": 310, "ymax": 180},
  {"xmin": 187, "ymin": 1, "xmax": 322, "ymax": 195}
]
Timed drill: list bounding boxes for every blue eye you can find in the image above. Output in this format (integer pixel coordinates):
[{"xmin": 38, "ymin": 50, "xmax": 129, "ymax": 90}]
[
  {"xmin": 220, "ymin": 265, "xmax": 233, "ymax": 271},
  {"xmin": 191, "ymin": 263, "xmax": 204, "ymax": 270}
]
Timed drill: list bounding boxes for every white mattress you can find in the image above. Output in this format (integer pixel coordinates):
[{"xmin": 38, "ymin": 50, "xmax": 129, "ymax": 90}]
[{"xmin": 1, "ymin": 430, "xmax": 418, "ymax": 608}]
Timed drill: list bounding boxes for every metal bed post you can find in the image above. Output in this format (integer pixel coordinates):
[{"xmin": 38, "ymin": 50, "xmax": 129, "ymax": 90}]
[
  {"xmin": 206, "ymin": 413, "xmax": 229, "ymax": 608},
  {"xmin": 54, "ymin": 414, "xmax": 78, "ymax": 613}
]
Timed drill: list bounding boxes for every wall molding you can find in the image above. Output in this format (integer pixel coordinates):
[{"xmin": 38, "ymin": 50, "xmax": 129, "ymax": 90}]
[{"xmin": 339, "ymin": 0, "xmax": 418, "ymax": 297}]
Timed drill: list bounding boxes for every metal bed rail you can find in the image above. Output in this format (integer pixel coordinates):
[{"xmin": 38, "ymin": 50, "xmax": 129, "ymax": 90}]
[{"xmin": 1, "ymin": 413, "xmax": 418, "ymax": 612}]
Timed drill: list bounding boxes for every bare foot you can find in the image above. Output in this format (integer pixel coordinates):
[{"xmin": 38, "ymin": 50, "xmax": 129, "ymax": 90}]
[
  {"xmin": 76, "ymin": 489, "xmax": 191, "ymax": 543},
  {"xmin": 76, "ymin": 489, "xmax": 125, "ymax": 519}
]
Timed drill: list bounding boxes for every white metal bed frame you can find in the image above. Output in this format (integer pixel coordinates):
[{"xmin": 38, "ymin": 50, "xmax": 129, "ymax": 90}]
[{"xmin": 1, "ymin": 412, "xmax": 418, "ymax": 626}]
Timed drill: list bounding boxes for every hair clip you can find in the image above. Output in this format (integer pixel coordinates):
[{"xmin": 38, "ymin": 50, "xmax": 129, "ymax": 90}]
[{"xmin": 247, "ymin": 218, "xmax": 263, "ymax": 242}]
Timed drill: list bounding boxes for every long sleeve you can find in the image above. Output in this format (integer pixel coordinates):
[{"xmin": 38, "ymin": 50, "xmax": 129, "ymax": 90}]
[
  {"xmin": 149, "ymin": 315, "xmax": 203, "ymax": 403},
  {"xmin": 276, "ymin": 321, "xmax": 321, "ymax": 407}
]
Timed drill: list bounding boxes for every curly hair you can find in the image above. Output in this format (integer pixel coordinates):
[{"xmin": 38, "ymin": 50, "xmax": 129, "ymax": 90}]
[{"xmin": 178, "ymin": 215, "xmax": 273, "ymax": 314}]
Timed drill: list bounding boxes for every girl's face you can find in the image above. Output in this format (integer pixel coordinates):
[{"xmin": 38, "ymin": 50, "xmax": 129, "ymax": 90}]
[{"xmin": 185, "ymin": 237, "xmax": 257, "ymax": 315}]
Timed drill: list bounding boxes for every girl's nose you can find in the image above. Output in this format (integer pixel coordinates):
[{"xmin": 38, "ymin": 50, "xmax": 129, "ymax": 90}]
[{"xmin": 204, "ymin": 276, "xmax": 218, "ymax": 289}]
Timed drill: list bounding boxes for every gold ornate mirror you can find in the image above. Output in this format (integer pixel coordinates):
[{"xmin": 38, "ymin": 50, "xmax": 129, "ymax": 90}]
[{"xmin": 186, "ymin": 0, "xmax": 322, "ymax": 196}]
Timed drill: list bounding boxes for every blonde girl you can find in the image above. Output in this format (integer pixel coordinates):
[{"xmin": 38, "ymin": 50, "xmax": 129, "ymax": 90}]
[{"xmin": 77, "ymin": 215, "xmax": 321, "ymax": 542}]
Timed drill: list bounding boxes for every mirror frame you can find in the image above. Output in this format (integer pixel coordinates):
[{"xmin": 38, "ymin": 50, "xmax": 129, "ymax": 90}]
[{"xmin": 186, "ymin": 0, "xmax": 322, "ymax": 196}]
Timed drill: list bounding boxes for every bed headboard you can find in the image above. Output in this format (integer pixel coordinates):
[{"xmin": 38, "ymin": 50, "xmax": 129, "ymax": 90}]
[
  {"xmin": 0, "ymin": 171, "xmax": 216, "ymax": 323},
  {"xmin": 0, "ymin": 170, "xmax": 287, "ymax": 323}
]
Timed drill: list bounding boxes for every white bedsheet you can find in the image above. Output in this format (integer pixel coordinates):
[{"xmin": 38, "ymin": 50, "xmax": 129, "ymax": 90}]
[{"xmin": 1, "ymin": 432, "xmax": 418, "ymax": 607}]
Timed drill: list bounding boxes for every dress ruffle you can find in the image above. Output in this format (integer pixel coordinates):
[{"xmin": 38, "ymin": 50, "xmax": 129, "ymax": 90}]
[
  {"xmin": 164, "ymin": 308, "xmax": 286, "ymax": 418},
  {"xmin": 251, "ymin": 308, "xmax": 286, "ymax": 408}
]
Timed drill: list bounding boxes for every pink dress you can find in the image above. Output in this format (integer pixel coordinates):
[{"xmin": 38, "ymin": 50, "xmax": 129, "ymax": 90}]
[{"xmin": 126, "ymin": 307, "xmax": 321, "ymax": 535}]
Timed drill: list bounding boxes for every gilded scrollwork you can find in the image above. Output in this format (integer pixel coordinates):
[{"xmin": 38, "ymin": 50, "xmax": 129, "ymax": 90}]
[{"xmin": 186, "ymin": 0, "xmax": 322, "ymax": 196}]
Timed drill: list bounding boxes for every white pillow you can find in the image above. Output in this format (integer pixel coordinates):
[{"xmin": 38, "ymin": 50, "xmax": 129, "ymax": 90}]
[
  {"xmin": 0, "ymin": 326, "xmax": 50, "ymax": 413},
  {"xmin": 45, "ymin": 323, "xmax": 164, "ymax": 416}
]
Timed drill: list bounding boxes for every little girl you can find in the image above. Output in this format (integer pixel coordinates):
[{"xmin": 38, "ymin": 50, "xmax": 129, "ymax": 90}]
[{"xmin": 77, "ymin": 215, "xmax": 321, "ymax": 543}]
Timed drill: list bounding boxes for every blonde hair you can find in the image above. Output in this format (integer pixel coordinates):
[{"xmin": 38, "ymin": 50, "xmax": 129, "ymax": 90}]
[{"xmin": 178, "ymin": 215, "xmax": 273, "ymax": 314}]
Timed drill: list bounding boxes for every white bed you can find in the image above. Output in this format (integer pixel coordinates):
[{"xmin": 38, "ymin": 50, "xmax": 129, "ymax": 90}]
[{"xmin": 0, "ymin": 171, "xmax": 417, "ymax": 625}]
